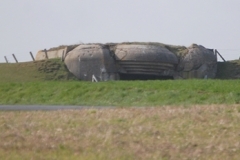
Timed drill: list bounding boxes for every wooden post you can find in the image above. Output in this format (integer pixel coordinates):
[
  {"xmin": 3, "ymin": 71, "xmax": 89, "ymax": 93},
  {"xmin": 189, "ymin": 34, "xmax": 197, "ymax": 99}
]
[
  {"xmin": 214, "ymin": 49, "xmax": 218, "ymax": 62},
  {"xmin": 61, "ymin": 50, "xmax": 65, "ymax": 62},
  {"xmin": 29, "ymin": 52, "xmax": 35, "ymax": 61},
  {"xmin": 12, "ymin": 54, "xmax": 18, "ymax": 63},
  {"xmin": 4, "ymin": 56, "xmax": 8, "ymax": 63},
  {"xmin": 215, "ymin": 49, "xmax": 226, "ymax": 62},
  {"xmin": 44, "ymin": 49, "xmax": 48, "ymax": 59}
]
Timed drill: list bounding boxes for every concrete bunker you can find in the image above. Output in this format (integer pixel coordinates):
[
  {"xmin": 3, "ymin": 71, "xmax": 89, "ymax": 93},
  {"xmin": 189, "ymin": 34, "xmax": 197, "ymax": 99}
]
[{"xmin": 36, "ymin": 42, "xmax": 218, "ymax": 81}]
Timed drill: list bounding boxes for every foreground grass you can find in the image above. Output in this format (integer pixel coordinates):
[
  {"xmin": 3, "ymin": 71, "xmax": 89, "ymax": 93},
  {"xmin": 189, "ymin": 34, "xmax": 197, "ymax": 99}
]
[
  {"xmin": 0, "ymin": 80, "xmax": 240, "ymax": 106},
  {"xmin": 0, "ymin": 105, "xmax": 240, "ymax": 159}
]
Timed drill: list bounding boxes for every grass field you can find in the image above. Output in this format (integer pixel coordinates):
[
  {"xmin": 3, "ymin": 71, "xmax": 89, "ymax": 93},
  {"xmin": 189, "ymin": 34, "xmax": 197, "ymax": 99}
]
[
  {"xmin": 1, "ymin": 59, "xmax": 240, "ymax": 159},
  {"xmin": 1, "ymin": 105, "xmax": 240, "ymax": 160}
]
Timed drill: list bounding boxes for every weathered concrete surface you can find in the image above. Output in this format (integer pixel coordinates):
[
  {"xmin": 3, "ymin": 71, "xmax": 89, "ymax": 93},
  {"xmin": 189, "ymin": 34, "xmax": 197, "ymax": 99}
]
[
  {"xmin": 114, "ymin": 44, "xmax": 178, "ymax": 77},
  {"xmin": 36, "ymin": 48, "xmax": 67, "ymax": 60},
  {"xmin": 176, "ymin": 44, "xmax": 217, "ymax": 79},
  {"xmin": 35, "ymin": 45, "xmax": 78, "ymax": 60},
  {"xmin": 64, "ymin": 44, "xmax": 119, "ymax": 81},
  {"xmin": 115, "ymin": 44, "xmax": 178, "ymax": 63}
]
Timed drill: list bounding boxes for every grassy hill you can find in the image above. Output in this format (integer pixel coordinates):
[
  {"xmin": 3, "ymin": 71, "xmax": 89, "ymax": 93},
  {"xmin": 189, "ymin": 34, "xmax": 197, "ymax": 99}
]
[
  {"xmin": 0, "ymin": 59, "xmax": 240, "ymax": 106},
  {"xmin": 0, "ymin": 59, "xmax": 78, "ymax": 82}
]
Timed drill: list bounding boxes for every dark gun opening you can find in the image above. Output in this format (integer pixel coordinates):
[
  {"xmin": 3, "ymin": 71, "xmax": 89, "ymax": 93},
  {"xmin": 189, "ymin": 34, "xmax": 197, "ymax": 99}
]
[{"xmin": 119, "ymin": 73, "xmax": 174, "ymax": 80}]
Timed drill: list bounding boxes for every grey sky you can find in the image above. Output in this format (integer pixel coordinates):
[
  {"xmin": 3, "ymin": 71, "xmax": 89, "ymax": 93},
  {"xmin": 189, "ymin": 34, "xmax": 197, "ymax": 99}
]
[{"xmin": 0, "ymin": 0, "xmax": 240, "ymax": 62}]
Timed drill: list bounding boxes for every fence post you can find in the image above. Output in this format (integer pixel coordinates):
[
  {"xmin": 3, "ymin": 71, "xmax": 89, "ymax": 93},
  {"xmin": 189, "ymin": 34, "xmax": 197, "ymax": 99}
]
[
  {"xmin": 215, "ymin": 49, "xmax": 226, "ymax": 62},
  {"xmin": 61, "ymin": 50, "xmax": 65, "ymax": 62},
  {"xmin": 12, "ymin": 54, "xmax": 18, "ymax": 63},
  {"xmin": 44, "ymin": 49, "xmax": 48, "ymax": 59},
  {"xmin": 4, "ymin": 56, "xmax": 8, "ymax": 63},
  {"xmin": 30, "ymin": 52, "xmax": 35, "ymax": 61},
  {"xmin": 214, "ymin": 49, "xmax": 218, "ymax": 62}
]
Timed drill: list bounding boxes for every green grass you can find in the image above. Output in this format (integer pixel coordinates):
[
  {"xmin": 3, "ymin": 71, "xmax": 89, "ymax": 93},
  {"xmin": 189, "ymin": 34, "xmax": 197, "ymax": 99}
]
[{"xmin": 0, "ymin": 80, "xmax": 240, "ymax": 106}]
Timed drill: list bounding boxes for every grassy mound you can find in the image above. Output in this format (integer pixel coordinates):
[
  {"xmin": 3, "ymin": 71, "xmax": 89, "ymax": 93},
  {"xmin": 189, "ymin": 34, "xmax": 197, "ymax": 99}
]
[
  {"xmin": 0, "ymin": 59, "xmax": 78, "ymax": 82},
  {"xmin": 0, "ymin": 80, "xmax": 240, "ymax": 106}
]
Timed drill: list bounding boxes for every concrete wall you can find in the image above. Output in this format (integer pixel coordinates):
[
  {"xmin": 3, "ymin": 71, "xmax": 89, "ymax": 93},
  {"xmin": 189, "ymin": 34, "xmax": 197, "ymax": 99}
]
[{"xmin": 35, "ymin": 45, "xmax": 78, "ymax": 60}]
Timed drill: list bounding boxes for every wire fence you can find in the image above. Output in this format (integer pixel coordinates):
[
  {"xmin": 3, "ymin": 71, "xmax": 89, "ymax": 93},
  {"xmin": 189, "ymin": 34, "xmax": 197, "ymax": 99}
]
[
  {"xmin": 1, "ymin": 49, "xmax": 66, "ymax": 63},
  {"xmin": 2, "ymin": 52, "xmax": 35, "ymax": 63},
  {"xmin": 1, "ymin": 49, "xmax": 239, "ymax": 64}
]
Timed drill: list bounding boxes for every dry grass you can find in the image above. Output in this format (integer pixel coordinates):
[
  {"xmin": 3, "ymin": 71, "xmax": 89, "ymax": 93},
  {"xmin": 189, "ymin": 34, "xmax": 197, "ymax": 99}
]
[{"xmin": 1, "ymin": 105, "xmax": 240, "ymax": 159}]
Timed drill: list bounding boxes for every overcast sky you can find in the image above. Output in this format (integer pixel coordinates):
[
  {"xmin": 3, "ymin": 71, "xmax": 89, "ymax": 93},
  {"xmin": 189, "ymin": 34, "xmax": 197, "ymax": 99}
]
[{"xmin": 0, "ymin": 0, "xmax": 240, "ymax": 62}]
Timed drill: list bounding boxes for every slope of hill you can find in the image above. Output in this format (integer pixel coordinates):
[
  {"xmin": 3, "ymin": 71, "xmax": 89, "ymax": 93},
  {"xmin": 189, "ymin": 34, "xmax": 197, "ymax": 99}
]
[{"xmin": 0, "ymin": 59, "xmax": 78, "ymax": 82}]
